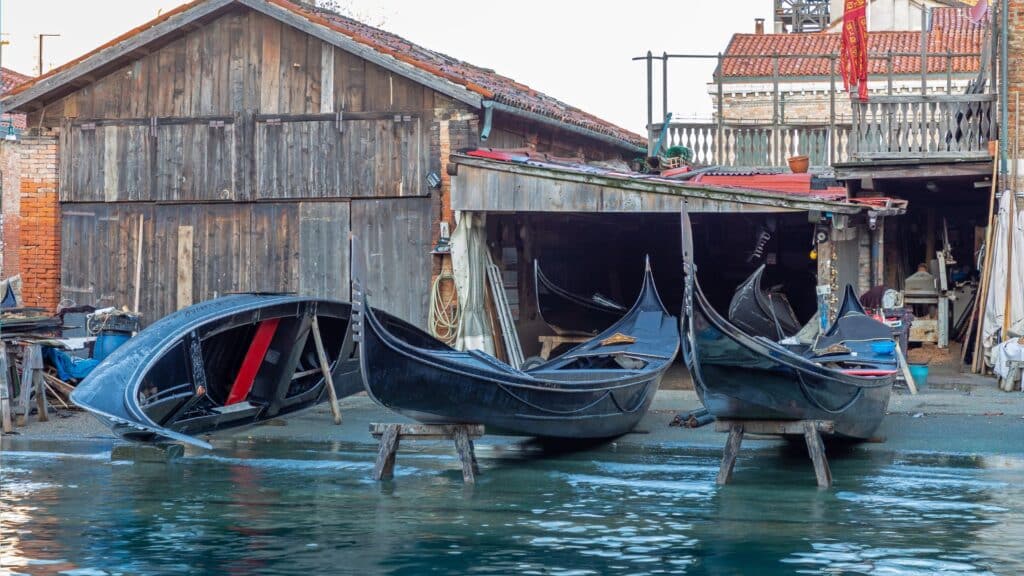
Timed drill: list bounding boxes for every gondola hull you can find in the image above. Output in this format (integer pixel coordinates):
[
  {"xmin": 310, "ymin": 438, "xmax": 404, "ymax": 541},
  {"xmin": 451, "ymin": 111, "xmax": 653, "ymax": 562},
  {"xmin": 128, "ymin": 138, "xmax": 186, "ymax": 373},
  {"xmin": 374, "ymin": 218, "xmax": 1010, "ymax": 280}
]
[
  {"xmin": 534, "ymin": 260, "xmax": 626, "ymax": 336},
  {"xmin": 680, "ymin": 209, "xmax": 893, "ymax": 440},
  {"xmin": 71, "ymin": 295, "xmax": 361, "ymax": 448},
  {"xmin": 355, "ymin": 248, "xmax": 679, "ymax": 440}
]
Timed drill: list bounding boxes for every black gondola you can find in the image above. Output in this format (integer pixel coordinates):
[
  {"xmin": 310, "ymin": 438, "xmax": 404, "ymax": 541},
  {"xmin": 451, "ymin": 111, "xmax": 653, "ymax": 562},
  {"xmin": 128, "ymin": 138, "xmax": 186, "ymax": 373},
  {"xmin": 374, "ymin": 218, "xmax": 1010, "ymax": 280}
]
[
  {"xmin": 355, "ymin": 241, "xmax": 679, "ymax": 439},
  {"xmin": 680, "ymin": 207, "xmax": 895, "ymax": 440},
  {"xmin": 727, "ymin": 264, "xmax": 802, "ymax": 339},
  {"xmin": 534, "ymin": 259, "xmax": 627, "ymax": 335},
  {"xmin": 71, "ymin": 294, "xmax": 362, "ymax": 448}
]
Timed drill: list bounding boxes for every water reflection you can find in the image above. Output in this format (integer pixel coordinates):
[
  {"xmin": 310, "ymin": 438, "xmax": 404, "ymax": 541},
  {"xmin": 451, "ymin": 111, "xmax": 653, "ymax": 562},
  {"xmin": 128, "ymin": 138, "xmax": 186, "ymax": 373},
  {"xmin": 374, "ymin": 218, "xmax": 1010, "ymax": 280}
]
[{"xmin": 1, "ymin": 442, "xmax": 1022, "ymax": 575}]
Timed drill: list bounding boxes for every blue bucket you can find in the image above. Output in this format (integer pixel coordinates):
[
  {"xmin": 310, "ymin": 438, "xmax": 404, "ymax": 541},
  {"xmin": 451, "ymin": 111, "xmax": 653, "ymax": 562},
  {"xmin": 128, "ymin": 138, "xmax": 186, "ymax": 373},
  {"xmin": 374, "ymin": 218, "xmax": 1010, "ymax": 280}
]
[
  {"xmin": 908, "ymin": 363, "xmax": 929, "ymax": 389},
  {"xmin": 93, "ymin": 331, "xmax": 131, "ymax": 362}
]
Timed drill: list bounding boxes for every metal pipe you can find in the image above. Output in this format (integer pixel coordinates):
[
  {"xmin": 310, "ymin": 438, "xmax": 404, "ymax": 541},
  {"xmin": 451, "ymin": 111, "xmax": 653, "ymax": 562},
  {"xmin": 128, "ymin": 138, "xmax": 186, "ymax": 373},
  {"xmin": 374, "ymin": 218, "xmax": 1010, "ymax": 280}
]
[
  {"xmin": 662, "ymin": 51, "xmax": 668, "ymax": 124},
  {"xmin": 647, "ymin": 51, "xmax": 653, "ymax": 156},
  {"xmin": 1000, "ymin": 0, "xmax": 1009, "ymax": 176}
]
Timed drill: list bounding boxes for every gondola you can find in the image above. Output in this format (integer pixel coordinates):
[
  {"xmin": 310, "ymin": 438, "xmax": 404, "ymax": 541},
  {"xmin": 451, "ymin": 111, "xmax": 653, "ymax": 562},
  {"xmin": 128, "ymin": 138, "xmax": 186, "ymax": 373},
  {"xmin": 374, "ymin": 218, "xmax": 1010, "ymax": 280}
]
[
  {"xmin": 534, "ymin": 259, "xmax": 627, "ymax": 335},
  {"xmin": 355, "ymin": 240, "xmax": 680, "ymax": 439},
  {"xmin": 680, "ymin": 207, "xmax": 895, "ymax": 439},
  {"xmin": 727, "ymin": 264, "xmax": 802, "ymax": 339},
  {"xmin": 71, "ymin": 294, "xmax": 362, "ymax": 449}
]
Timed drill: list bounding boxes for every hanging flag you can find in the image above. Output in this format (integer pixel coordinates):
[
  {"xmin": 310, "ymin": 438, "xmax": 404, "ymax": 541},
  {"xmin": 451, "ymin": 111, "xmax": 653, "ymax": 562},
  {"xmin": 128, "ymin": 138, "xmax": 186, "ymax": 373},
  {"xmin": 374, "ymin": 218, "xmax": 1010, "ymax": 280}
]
[{"xmin": 840, "ymin": 0, "xmax": 869, "ymax": 101}]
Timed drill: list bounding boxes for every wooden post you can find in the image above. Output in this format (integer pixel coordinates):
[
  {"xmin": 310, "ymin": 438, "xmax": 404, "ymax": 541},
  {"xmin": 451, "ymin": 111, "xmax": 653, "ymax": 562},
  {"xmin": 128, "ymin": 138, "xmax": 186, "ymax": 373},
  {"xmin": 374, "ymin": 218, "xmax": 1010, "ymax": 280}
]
[
  {"xmin": 452, "ymin": 426, "xmax": 479, "ymax": 484},
  {"xmin": 373, "ymin": 424, "xmax": 401, "ymax": 481},
  {"xmin": 134, "ymin": 213, "xmax": 145, "ymax": 313},
  {"xmin": 716, "ymin": 423, "xmax": 744, "ymax": 485},
  {"xmin": 973, "ymin": 146, "xmax": 1001, "ymax": 373},
  {"xmin": 803, "ymin": 421, "xmax": 832, "ymax": 488},
  {"xmin": 0, "ymin": 342, "xmax": 13, "ymax": 434},
  {"xmin": 18, "ymin": 345, "xmax": 48, "ymax": 423},
  {"xmin": 310, "ymin": 315, "xmax": 342, "ymax": 425},
  {"xmin": 895, "ymin": 342, "xmax": 919, "ymax": 394}
]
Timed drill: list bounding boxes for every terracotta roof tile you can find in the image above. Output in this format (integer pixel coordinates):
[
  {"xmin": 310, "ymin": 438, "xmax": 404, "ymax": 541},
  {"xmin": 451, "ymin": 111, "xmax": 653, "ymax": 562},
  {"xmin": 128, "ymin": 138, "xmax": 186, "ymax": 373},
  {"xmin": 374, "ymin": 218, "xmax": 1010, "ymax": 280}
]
[
  {"xmin": 4, "ymin": 0, "xmax": 644, "ymax": 150},
  {"xmin": 274, "ymin": 0, "xmax": 644, "ymax": 149},
  {"xmin": 721, "ymin": 7, "xmax": 985, "ymax": 79},
  {"xmin": 1, "ymin": 68, "xmax": 33, "ymax": 94}
]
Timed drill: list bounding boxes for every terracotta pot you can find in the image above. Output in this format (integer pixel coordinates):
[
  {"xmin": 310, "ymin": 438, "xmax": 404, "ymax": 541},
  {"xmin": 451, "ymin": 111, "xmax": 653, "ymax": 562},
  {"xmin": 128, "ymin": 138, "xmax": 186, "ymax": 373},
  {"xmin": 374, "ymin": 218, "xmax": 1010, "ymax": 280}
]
[{"xmin": 787, "ymin": 155, "xmax": 809, "ymax": 174}]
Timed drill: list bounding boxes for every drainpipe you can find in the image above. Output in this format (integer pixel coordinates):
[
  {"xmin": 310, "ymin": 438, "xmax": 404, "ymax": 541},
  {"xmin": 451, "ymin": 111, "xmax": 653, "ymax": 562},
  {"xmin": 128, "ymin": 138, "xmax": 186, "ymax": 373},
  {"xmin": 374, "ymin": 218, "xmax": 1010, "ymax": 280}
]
[
  {"xmin": 1001, "ymin": 0, "xmax": 1009, "ymax": 177},
  {"xmin": 480, "ymin": 100, "xmax": 493, "ymax": 143}
]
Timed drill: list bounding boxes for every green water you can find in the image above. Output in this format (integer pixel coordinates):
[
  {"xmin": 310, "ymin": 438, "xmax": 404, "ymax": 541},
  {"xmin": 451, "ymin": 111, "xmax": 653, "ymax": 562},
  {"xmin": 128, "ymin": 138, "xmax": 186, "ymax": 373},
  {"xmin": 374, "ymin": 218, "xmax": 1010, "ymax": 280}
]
[{"xmin": 2, "ymin": 439, "xmax": 1022, "ymax": 575}]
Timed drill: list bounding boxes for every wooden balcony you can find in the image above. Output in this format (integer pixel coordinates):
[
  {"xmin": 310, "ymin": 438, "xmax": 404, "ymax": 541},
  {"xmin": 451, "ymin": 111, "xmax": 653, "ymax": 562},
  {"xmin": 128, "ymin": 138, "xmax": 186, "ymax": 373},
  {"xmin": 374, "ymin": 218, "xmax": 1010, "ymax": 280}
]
[
  {"xmin": 848, "ymin": 94, "xmax": 996, "ymax": 161},
  {"xmin": 651, "ymin": 121, "xmax": 852, "ymax": 167}
]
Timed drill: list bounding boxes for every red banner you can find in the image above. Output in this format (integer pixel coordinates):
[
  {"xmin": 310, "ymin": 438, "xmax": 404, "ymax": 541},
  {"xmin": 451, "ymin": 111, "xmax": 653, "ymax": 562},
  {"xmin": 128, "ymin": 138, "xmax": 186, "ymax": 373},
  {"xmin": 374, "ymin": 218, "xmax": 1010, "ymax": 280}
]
[{"xmin": 840, "ymin": 0, "xmax": 869, "ymax": 101}]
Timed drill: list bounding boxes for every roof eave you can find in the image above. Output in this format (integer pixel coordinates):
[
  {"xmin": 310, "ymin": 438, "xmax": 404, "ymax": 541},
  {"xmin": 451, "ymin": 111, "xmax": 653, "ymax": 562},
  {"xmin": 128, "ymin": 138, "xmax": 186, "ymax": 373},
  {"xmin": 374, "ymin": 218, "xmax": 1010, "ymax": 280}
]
[
  {"xmin": 3, "ymin": 0, "xmax": 237, "ymax": 113},
  {"xmin": 450, "ymin": 153, "xmax": 867, "ymax": 214},
  {"xmin": 488, "ymin": 101, "xmax": 645, "ymax": 154}
]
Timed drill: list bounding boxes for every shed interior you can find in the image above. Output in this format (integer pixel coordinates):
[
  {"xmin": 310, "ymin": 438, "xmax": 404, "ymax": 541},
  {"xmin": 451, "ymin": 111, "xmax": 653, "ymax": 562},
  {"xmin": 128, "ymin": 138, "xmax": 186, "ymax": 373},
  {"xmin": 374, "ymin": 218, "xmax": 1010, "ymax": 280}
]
[{"xmin": 482, "ymin": 211, "xmax": 819, "ymax": 360}]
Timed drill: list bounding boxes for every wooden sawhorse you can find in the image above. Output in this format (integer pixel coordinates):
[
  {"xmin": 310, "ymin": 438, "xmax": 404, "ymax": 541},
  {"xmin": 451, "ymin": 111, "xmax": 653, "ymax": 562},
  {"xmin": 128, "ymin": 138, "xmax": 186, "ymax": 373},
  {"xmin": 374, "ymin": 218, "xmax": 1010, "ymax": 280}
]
[
  {"xmin": 370, "ymin": 423, "xmax": 484, "ymax": 483},
  {"xmin": 715, "ymin": 419, "xmax": 835, "ymax": 488}
]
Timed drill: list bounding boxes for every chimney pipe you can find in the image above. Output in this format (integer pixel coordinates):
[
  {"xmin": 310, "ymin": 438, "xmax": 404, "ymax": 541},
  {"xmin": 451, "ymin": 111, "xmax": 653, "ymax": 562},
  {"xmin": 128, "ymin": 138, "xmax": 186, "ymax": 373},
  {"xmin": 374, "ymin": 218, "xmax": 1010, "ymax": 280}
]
[{"xmin": 755, "ymin": 18, "xmax": 765, "ymax": 35}]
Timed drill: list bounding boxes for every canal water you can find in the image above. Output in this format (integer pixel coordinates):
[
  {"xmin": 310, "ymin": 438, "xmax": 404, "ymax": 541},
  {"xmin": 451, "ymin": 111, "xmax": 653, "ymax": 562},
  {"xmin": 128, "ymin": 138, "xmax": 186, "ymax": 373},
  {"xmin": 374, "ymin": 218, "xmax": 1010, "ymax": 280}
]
[{"xmin": 2, "ymin": 439, "xmax": 1023, "ymax": 575}]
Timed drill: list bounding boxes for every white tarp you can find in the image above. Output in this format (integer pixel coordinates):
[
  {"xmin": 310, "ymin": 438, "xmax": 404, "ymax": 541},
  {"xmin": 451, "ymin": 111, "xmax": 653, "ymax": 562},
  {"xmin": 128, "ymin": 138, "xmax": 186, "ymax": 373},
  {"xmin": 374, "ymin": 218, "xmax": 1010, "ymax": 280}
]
[
  {"xmin": 983, "ymin": 190, "xmax": 1024, "ymax": 358},
  {"xmin": 450, "ymin": 211, "xmax": 495, "ymax": 354}
]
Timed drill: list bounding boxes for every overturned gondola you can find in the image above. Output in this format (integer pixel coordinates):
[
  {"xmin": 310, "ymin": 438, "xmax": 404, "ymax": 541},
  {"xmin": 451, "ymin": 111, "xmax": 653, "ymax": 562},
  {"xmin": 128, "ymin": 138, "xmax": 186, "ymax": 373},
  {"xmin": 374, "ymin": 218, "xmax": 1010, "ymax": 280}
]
[
  {"xmin": 680, "ymin": 207, "xmax": 895, "ymax": 440},
  {"xmin": 71, "ymin": 295, "xmax": 362, "ymax": 449},
  {"xmin": 356, "ymin": 244, "xmax": 679, "ymax": 439},
  {"xmin": 534, "ymin": 259, "xmax": 627, "ymax": 336},
  {"xmin": 727, "ymin": 264, "xmax": 802, "ymax": 339}
]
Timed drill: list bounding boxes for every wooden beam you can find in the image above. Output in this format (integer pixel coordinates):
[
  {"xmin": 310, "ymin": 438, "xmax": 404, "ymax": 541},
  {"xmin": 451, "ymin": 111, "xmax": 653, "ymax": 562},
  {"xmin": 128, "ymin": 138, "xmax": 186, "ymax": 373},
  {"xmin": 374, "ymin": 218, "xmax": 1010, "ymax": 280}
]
[
  {"xmin": 451, "ymin": 156, "xmax": 867, "ymax": 215},
  {"xmin": 1, "ymin": 0, "xmax": 236, "ymax": 112}
]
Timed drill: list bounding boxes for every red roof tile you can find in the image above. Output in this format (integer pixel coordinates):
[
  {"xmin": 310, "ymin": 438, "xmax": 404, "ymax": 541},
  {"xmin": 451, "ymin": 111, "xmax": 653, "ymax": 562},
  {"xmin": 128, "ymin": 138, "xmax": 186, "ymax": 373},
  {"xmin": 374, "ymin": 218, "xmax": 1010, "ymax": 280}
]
[
  {"xmin": 720, "ymin": 7, "xmax": 985, "ymax": 79},
  {"xmin": 1, "ymin": 68, "xmax": 33, "ymax": 94},
  {"xmin": 4, "ymin": 0, "xmax": 644, "ymax": 150}
]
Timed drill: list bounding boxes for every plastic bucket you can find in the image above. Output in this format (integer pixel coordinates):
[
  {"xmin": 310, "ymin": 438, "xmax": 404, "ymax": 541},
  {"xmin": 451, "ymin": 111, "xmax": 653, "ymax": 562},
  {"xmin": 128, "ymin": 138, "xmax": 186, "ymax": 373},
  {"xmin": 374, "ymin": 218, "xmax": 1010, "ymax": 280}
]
[
  {"xmin": 908, "ymin": 363, "xmax": 929, "ymax": 389},
  {"xmin": 93, "ymin": 331, "xmax": 132, "ymax": 362}
]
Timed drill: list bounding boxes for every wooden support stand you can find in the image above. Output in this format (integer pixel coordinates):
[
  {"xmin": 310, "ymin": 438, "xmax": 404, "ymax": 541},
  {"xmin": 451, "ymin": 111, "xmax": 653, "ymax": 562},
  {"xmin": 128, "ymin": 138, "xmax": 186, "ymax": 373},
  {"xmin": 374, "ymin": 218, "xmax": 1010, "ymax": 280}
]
[
  {"xmin": 14, "ymin": 343, "xmax": 48, "ymax": 427},
  {"xmin": 537, "ymin": 335, "xmax": 589, "ymax": 360},
  {"xmin": 0, "ymin": 341, "xmax": 14, "ymax": 434},
  {"xmin": 370, "ymin": 423, "xmax": 484, "ymax": 483},
  {"xmin": 715, "ymin": 419, "xmax": 835, "ymax": 488}
]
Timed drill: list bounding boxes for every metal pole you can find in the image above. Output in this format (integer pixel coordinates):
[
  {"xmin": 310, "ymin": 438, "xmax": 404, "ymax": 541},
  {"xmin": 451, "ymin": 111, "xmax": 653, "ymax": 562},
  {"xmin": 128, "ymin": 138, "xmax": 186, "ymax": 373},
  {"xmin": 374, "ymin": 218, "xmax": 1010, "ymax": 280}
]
[
  {"xmin": 662, "ymin": 51, "xmax": 668, "ymax": 125},
  {"xmin": 36, "ymin": 33, "xmax": 60, "ymax": 76},
  {"xmin": 1000, "ymin": 0, "xmax": 1009, "ymax": 176},
  {"xmin": 829, "ymin": 55, "xmax": 836, "ymax": 164},
  {"xmin": 946, "ymin": 49, "xmax": 952, "ymax": 94},
  {"xmin": 717, "ymin": 52, "xmax": 724, "ymax": 164},
  {"xmin": 772, "ymin": 53, "xmax": 780, "ymax": 164},
  {"xmin": 887, "ymin": 52, "xmax": 894, "ymax": 95},
  {"xmin": 920, "ymin": 8, "xmax": 928, "ymax": 97},
  {"xmin": 647, "ymin": 51, "xmax": 653, "ymax": 156}
]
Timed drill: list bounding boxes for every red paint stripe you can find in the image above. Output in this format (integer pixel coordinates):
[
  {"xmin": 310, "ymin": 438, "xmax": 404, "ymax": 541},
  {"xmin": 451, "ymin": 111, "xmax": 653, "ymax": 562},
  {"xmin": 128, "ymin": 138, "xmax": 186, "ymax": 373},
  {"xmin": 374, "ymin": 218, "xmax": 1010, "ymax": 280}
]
[{"xmin": 225, "ymin": 318, "xmax": 281, "ymax": 405}]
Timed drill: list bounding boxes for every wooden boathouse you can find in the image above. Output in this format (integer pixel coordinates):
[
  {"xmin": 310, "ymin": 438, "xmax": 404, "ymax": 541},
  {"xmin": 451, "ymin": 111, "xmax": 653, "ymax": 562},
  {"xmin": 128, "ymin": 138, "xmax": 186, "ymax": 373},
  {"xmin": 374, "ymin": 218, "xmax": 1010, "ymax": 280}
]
[{"xmin": 0, "ymin": 0, "xmax": 644, "ymax": 326}]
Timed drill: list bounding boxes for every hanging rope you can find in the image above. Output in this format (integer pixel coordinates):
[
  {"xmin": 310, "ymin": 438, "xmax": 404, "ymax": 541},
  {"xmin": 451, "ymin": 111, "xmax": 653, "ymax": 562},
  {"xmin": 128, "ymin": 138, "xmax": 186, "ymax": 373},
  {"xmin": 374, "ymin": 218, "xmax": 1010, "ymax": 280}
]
[{"xmin": 429, "ymin": 270, "xmax": 461, "ymax": 346}]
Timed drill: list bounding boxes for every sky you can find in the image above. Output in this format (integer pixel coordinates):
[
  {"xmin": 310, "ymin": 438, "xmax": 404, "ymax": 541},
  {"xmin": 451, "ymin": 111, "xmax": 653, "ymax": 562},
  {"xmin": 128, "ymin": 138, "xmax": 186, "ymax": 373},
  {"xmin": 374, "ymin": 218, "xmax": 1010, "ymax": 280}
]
[{"xmin": 0, "ymin": 0, "xmax": 774, "ymax": 135}]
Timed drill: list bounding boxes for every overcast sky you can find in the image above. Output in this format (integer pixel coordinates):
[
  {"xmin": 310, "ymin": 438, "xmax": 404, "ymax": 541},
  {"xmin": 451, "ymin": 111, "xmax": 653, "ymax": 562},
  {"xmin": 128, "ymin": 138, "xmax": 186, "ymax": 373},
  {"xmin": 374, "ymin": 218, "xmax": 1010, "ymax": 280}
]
[{"xmin": 0, "ymin": 0, "xmax": 774, "ymax": 135}]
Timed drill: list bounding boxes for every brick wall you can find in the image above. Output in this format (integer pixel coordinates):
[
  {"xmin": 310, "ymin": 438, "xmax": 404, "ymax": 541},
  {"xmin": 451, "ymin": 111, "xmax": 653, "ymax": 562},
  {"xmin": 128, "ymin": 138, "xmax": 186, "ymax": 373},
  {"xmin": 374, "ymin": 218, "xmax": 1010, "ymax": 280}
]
[{"xmin": 4, "ymin": 133, "xmax": 60, "ymax": 311}]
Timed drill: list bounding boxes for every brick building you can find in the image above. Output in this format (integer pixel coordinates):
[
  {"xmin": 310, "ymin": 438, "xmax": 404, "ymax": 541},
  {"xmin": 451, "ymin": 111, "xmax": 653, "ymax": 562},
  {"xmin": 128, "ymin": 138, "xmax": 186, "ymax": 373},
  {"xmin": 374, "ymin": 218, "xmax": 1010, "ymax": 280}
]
[
  {"xmin": 0, "ymin": 0, "xmax": 643, "ymax": 322},
  {"xmin": 712, "ymin": 6, "xmax": 986, "ymax": 124}
]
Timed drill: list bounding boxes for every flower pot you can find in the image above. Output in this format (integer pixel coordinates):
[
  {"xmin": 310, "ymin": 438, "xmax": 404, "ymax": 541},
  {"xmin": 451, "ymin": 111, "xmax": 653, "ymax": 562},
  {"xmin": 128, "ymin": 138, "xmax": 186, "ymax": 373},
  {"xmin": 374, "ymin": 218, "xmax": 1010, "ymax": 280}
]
[{"xmin": 787, "ymin": 155, "xmax": 809, "ymax": 174}]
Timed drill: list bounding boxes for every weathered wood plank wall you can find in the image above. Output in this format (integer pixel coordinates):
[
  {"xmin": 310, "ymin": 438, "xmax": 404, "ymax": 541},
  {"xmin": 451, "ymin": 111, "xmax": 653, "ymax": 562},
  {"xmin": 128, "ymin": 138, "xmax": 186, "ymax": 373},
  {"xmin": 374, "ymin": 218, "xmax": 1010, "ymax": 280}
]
[{"xmin": 51, "ymin": 8, "xmax": 445, "ymax": 326}]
